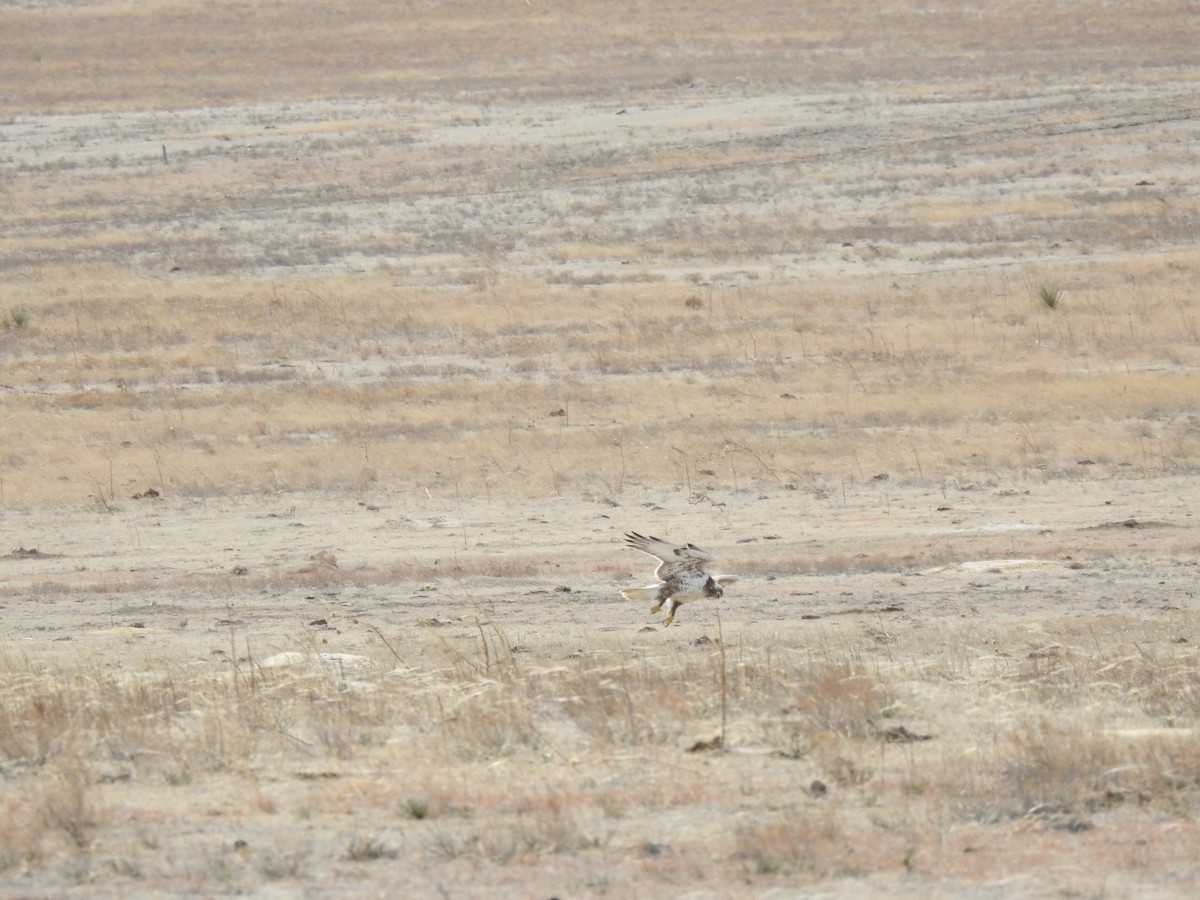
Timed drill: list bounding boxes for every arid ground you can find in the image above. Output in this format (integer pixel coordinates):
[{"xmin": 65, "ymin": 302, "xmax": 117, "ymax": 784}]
[{"xmin": 2, "ymin": 1, "xmax": 1200, "ymax": 896}]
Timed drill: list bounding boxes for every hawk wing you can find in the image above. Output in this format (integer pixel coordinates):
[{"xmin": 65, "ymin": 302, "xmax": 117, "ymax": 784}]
[{"xmin": 623, "ymin": 531, "xmax": 716, "ymax": 581}]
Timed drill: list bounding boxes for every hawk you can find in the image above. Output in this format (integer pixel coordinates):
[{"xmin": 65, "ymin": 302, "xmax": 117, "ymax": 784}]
[{"xmin": 621, "ymin": 531, "xmax": 740, "ymax": 626}]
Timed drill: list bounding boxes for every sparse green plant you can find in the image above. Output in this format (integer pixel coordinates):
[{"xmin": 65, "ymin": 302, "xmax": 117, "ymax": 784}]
[
  {"xmin": 106, "ymin": 858, "xmax": 143, "ymax": 879},
  {"xmin": 597, "ymin": 793, "xmax": 626, "ymax": 819},
  {"xmin": 403, "ymin": 798, "xmax": 431, "ymax": 820},
  {"xmin": 756, "ymin": 858, "xmax": 783, "ymax": 875},
  {"xmin": 1037, "ymin": 284, "xmax": 1063, "ymax": 310},
  {"xmin": 162, "ymin": 767, "xmax": 192, "ymax": 786},
  {"xmin": 3, "ymin": 307, "xmax": 29, "ymax": 329}
]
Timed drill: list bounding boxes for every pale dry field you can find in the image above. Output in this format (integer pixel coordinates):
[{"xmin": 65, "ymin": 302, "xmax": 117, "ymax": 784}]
[{"xmin": 2, "ymin": 1, "xmax": 1200, "ymax": 897}]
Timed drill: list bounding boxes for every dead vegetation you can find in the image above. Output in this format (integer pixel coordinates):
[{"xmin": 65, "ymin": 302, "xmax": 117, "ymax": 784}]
[
  {"xmin": 2, "ymin": 617, "xmax": 1200, "ymax": 892},
  {"xmin": 3, "ymin": 269, "xmax": 1199, "ymax": 507},
  {"xmin": 3, "ymin": 0, "xmax": 1200, "ymax": 895}
]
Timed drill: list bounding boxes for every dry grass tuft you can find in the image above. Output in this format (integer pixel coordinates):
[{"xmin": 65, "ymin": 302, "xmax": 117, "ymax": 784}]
[
  {"xmin": 733, "ymin": 810, "xmax": 850, "ymax": 877},
  {"xmin": 1002, "ymin": 716, "xmax": 1200, "ymax": 816}
]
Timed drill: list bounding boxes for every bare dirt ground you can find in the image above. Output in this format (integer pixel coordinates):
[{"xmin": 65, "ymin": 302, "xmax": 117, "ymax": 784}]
[{"xmin": 2, "ymin": 1, "xmax": 1200, "ymax": 897}]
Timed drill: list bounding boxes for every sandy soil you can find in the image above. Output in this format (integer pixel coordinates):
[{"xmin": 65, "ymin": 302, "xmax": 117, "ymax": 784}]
[
  {"xmin": 3, "ymin": 0, "xmax": 1200, "ymax": 896},
  {"xmin": 4, "ymin": 475, "xmax": 1199, "ymax": 897},
  {"xmin": 5, "ymin": 80, "xmax": 1195, "ymax": 286},
  {"xmin": 5, "ymin": 475, "xmax": 1199, "ymax": 662}
]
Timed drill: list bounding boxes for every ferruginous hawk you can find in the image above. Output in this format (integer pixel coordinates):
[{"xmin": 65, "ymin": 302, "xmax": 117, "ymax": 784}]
[{"xmin": 621, "ymin": 531, "xmax": 740, "ymax": 626}]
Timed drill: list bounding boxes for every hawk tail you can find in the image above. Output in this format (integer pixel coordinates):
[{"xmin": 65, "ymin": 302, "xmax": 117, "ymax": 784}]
[{"xmin": 621, "ymin": 585, "xmax": 660, "ymax": 601}]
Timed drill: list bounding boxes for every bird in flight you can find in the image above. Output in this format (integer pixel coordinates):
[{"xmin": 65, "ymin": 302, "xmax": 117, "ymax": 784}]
[{"xmin": 621, "ymin": 531, "xmax": 740, "ymax": 626}]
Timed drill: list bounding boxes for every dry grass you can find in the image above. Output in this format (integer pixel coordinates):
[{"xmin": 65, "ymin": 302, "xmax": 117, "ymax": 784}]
[
  {"xmin": 3, "ymin": 0, "xmax": 1200, "ymax": 894},
  {"xmin": 2, "ymin": 0, "xmax": 1195, "ymax": 114},
  {"xmin": 3, "ymin": 266, "xmax": 1199, "ymax": 507},
  {"xmin": 2, "ymin": 618, "xmax": 1200, "ymax": 891},
  {"xmin": 1, "ymin": 6, "xmax": 1197, "ymax": 506}
]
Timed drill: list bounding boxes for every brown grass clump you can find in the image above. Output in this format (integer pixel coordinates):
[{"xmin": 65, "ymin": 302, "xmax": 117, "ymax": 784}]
[{"xmin": 1002, "ymin": 716, "xmax": 1200, "ymax": 816}]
